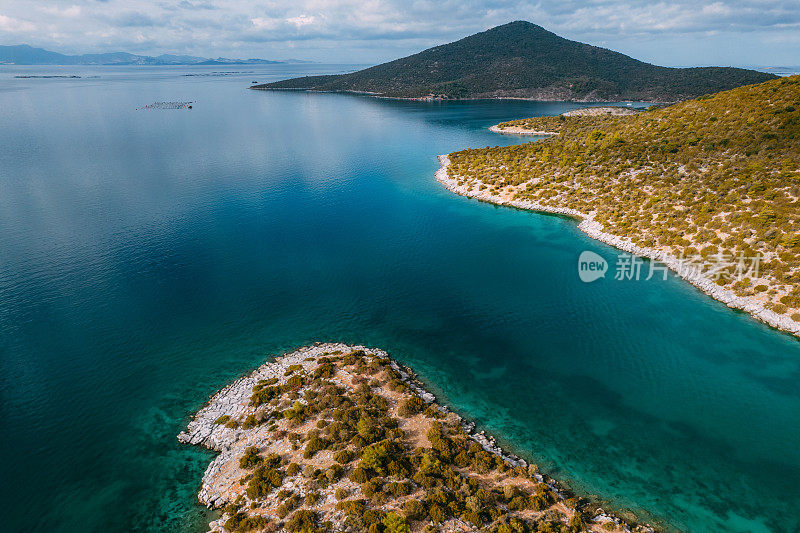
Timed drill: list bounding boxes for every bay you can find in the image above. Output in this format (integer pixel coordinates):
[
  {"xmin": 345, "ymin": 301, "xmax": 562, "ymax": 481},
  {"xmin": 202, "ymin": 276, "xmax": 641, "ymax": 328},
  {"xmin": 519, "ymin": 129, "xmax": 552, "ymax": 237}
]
[{"xmin": 1, "ymin": 65, "xmax": 799, "ymax": 533}]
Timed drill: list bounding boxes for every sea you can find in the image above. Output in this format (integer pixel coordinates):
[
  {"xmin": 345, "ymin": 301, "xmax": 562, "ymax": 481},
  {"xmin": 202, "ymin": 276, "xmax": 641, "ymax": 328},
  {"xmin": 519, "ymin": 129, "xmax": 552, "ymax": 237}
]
[{"xmin": 1, "ymin": 64, "xmax": 799, "ymax": 532}]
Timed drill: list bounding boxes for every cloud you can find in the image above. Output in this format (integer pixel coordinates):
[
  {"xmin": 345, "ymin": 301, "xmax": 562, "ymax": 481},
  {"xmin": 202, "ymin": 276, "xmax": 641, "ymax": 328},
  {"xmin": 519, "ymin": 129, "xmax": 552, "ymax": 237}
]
[
  {"xmin": 251, "ymin": 17, "xmax": 278, "ymax": 30},
  {"xmin": 38, "ymin": 4, "xmax": 82, "ymax": 18},
  {"xmin": 114, "ymin": 12, "xmax": 165, "ymax": 27},
  {"xmin": 176, "ymin": 1, "xmax": 218, "ymax": 10},
  {"xmin": 0, "ymin": 0, "xmax": 797, "ymax": 65},
  {"xmin": 287, "ymin": 14, "xmax": 315, "ymax": 27},
  {"xmin": 0, "ymin": 13, "xmax": 36, "ymax": 32}
]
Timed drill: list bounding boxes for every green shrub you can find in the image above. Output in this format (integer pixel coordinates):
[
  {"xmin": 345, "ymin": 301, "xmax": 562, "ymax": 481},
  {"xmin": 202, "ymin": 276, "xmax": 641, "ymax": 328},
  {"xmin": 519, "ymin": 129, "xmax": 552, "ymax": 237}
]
[
  {"xmin": 428, "ymin": 504, "xmax": 447, "ymax": 522},
  {"xmin": 382, "ymin": 512, "xmax": 410, "ymax": 533},
  {"xmin": 398, "ymin": 395, "xmax": 426, "ymax": 417},
  {"xmin": 359, "ymin": 440, "xmax": 406, "ymax": 476},
  {"xmin": 349, "ymin": 466, "xmax": 370, "ymax": 483},
  {"xmin": 251, "ymin": 385, "xmax": 281, "ymax": 406},
  {"xmin": 223, "ymin": 511, "xmax": 270, "ymax": 532},
  {"xmin": 336, "ymin": 499, "xmax": 365, "ymax": 516},
  {"xmin": 508, "ymin": 496, "xmax": 527, "ymax": 510},
  {"xmin": 303, "ymin": 436, "xmax": 328, "ymax": 459},
  {"xmin": 386, "ymin": 481, "xmax": 411, "ymax": 497},
  {"xmin": 242, "ymin": 412, "xmax": 269, "ymax": 430},
  {"xmin": 284, "ymin": 364, "xmax": 303, "ymax": 375},
  {"xmin": 363, "ymin": 509, "xmax": 385, "ymax": 527},
  {"xmin": 362, "ymin": 480, "xmax": 379, "ymax": 498},
  {"xmin": 326, "ymin": 464, "xmax": 344, "ymax": 482},
  {"xmin": 245, "ymin": 465, "xmax": 285, "ymax": 500},
  {"xmin": 529, "ymin": 484, "xmax": 556, "ymax": 511},
  {"xmin": 492, "ymin": 515, "xmax": 530, "ymax": 533},
  {"xmin": 283, "ymin": 401, "xmax": 307, "ymax": 423},
  {"xmin": 402, "ymin": 499, "xmax": 425, "ymax": 519},
  {"xmin": 239, "ymin": 447, "xmax": 262, "ymax": 469},
  {"xmin": 424, "ymin": 406, "xmax": 442, "ymax": 419},
  {"xmin": 314, "ymin": 362, "xmax": 336, "ymax": 379},
  {"xmin": 283, "ymin": 374, "xmax": 305, "ymax": 391},
  {"xmin": 334, "ymin": 449, "xmax": 353, "ymax": 464},
  {"xmin": 276, "ymin": 495, "xmax": 300, "ymax": 519},
  {"xmin": 568, "ymin": 512, "xmax": 587, "ymax": 532},
  {"xmin": 285, "ymin": 510, "xmax": 319, "ymax": 533}
]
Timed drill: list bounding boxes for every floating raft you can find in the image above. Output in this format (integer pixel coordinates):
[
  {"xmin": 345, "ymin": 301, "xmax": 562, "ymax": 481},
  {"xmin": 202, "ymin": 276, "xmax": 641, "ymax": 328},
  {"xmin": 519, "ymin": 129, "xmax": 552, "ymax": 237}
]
[{"xmin": 138, "ymin": 101, "xmax": 195, "ymax": 110}]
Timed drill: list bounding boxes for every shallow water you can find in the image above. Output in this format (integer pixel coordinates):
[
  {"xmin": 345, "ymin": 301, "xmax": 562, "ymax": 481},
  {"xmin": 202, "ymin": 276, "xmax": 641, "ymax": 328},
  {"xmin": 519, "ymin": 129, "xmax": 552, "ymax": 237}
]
[{"xmin": 1, "ymin": 65, "xmax": 799, "ymax": 533}]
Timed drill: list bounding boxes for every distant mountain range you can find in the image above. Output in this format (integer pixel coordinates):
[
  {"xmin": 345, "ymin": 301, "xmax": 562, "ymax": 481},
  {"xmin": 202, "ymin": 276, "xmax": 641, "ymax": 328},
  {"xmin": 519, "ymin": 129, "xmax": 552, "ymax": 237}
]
[
  {"xmin": 0, "ymin": 44, "xmax": 310, "ymax": 65},
  {"xmin": 254, "ymin": 21, "xmax": 776, "ymax": 102}
]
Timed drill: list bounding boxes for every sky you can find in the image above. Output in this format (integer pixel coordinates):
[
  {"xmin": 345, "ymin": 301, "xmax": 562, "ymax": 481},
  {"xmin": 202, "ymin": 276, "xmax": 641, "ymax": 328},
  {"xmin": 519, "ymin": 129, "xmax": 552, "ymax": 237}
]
[{"xmin": 0, "ymin": 0, "xmax": 798, "ymax": 66}]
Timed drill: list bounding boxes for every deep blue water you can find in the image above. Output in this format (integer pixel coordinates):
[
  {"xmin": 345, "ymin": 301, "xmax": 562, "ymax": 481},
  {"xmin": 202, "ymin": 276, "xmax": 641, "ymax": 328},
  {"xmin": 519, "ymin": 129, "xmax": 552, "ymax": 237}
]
[{"xmin": 1, "ymin": 65, "xmax": 799, "ymax": 533}]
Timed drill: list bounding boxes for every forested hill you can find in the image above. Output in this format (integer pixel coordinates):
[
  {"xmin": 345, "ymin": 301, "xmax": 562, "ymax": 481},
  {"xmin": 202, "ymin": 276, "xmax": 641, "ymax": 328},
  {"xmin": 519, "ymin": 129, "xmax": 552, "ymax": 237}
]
[{"xmin": 252, "ymin": 21, "xmax": 775, "ymax": 101}]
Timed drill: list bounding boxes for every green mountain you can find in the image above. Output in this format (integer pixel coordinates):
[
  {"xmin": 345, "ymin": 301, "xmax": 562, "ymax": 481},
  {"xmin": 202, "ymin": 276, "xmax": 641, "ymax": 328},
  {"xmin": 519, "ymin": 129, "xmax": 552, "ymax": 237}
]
[{"xmin": 253, "ymin": 21, "xmax": 775, "ymax": 101}]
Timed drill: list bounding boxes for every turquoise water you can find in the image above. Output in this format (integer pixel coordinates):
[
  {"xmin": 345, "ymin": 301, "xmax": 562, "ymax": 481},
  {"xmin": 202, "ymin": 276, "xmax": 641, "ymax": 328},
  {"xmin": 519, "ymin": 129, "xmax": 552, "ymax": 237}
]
[{"xmin": 1, "ymin": 65, "xmax": 799, "ymax": 533}]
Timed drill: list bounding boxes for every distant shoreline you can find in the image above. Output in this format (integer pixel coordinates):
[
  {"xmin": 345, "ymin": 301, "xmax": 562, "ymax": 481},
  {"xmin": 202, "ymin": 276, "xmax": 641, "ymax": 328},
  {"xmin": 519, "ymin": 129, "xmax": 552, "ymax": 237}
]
[
  {"xmin": 436, "ymin": 153, "xmax": 800, "ymax": 340},
  {"xmin": 248, "ymin": 86, "xmax": 677, "ymax": 104}
]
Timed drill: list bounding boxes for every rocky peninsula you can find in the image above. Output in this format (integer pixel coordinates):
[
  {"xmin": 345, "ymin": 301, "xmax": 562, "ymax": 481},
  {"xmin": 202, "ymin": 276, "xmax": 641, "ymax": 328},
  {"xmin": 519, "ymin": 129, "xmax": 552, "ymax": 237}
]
[
  {"xmin": 439, "ymin": 78, "xmax": 800, "ymax": 339},
  {"xmin": 489, "ymin": 107, "xmax": 640, "ymax": 136},
  {"xmin": 436, "ymin": 154, "xmax": 800, "ymax": 339},
  {"xmin": 488, "ymin": 125, "xmax": 558, "ymax": 136},
  {"xmin": 180, "ymin": 343, "xmax": 653, "ymax": 532}
]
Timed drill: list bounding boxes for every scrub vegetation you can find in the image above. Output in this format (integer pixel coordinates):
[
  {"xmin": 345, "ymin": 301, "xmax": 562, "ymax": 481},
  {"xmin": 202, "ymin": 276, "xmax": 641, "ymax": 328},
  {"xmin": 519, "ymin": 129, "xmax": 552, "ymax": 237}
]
[{"xmin": 197, "ymin": 348, "xmax": 644, "ymax": 532}]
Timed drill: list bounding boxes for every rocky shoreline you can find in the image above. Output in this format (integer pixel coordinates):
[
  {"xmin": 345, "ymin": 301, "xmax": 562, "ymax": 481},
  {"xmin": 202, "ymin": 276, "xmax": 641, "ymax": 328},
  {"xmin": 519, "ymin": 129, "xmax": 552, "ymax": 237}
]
[
  {"xmin": 436, "ymin": 154, "xmax": 800, "ymax": 339},
  {"xmin": 180, "ymin": 343, "xmax": 652, "ymax": 532},
  {"xmin": 488, "ymin": 125, "xmax": 558, "ymax": 136}
]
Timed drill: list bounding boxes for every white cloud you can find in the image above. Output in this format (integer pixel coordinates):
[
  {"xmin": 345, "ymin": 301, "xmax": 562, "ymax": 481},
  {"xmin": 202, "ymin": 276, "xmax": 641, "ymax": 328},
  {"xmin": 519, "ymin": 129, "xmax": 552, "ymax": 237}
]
[
  {"xmin": 287, "ymin": 14, "xmax": 315, "ymax": 27},
  {"xmin": 251, "ymin": 17, "xmax": 278, "ymax": 30},
  {"xmin": 38, "ymin": 5, "xmax": 82, "ymax": 18},
  {"xmin": 0, "ymin": 13, "xmax": 36, "ymax": 32},
  {"xmin": 0, "ymin": 0, "xmax": 797, "ymax": 65}
]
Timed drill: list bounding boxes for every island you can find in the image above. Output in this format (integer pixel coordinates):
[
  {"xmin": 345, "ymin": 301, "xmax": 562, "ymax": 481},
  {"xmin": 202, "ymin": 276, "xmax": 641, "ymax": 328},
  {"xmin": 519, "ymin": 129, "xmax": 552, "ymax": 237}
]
[
  {"xmin": 179, "ymin": 343, "xmax": 654, "ymax": 533},
  {"xmin": 251, "ymin": 21, "xmax": 774, "ymax": 102},
  {"xmin": 438, "ymin": 75, "xmax": 800, "ymax": 338}
]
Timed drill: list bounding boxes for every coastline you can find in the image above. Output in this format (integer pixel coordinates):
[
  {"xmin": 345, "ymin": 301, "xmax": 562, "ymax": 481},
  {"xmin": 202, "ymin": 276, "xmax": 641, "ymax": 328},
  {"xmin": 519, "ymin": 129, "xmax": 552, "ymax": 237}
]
[
  {"xmin": 488, "ymin": 125, "xmax": 558, "ymax": 136},
  {"xmin": 249, "ymin": 87, "xmax": 674, "ymax": 104},
  {"xmin": 435, "ymin": 154, "xmax": 800, "ymax": 340},
  {"xmin": 180, "ymin": 343, "xmax": 652, "ymax": 532}
]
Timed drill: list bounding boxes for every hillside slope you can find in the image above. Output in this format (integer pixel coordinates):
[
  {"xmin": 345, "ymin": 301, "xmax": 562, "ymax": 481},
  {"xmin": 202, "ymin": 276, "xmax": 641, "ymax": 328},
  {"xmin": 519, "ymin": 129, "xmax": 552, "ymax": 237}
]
[
  {"xmin": 253, "ymin": 21, "xmax": 774, "ymax": 101},
  {"xmin": 444, "ymin": 75, "xmax": 800, "ymax": 334}
]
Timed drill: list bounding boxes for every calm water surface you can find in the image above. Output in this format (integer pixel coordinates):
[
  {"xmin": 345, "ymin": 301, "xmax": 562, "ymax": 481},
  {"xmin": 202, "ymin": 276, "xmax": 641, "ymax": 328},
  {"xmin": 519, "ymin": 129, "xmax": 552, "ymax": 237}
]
[{"xmin": 1, "ymin": 65, "xmax": 799, "ymax": 533}]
